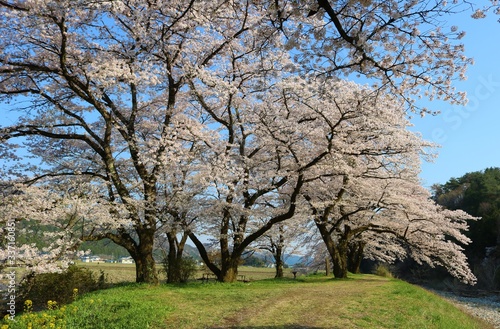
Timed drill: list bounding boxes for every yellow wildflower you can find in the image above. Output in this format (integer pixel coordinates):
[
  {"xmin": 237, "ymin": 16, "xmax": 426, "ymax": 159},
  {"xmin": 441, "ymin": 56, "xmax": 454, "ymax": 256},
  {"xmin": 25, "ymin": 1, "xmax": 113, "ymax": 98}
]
[
  {"xmin": 24, "ymin": 299, "xmax": 33, "ymax": 313},
  {"xmin": 47, "ymin": 300, "xmax": 58, "ymax": 310}
]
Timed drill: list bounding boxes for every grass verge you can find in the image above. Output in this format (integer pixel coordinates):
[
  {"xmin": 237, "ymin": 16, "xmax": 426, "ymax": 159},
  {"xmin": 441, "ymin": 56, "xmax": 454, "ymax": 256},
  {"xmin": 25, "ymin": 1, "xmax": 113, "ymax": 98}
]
[{"xmin": 1, "ymin": 274, "xmax": 493, "ymax": 329}]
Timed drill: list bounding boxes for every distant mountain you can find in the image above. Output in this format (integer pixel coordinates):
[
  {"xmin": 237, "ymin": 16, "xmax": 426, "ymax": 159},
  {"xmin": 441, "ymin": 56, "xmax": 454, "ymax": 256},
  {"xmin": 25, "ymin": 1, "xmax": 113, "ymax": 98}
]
[
  {"xmin": 79, "ymin": 239, "xmax": 129, "ymax": 259},
  {"xmin": 284, "ymin": 254, "xmax": 303, "ymax": 266}
]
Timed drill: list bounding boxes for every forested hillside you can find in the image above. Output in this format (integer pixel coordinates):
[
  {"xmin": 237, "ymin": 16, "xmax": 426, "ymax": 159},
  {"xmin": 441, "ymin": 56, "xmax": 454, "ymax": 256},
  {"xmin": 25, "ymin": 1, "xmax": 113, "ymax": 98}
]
[{"xmin": 432, "ymin": 167, "xmax": 500, "ymax": 289}]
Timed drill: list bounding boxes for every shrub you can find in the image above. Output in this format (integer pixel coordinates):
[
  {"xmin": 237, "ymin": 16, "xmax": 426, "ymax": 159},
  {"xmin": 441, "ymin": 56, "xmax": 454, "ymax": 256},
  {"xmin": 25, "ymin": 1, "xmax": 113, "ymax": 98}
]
[
  {"xmin": 374, "ymin": 264, "xmax": 394, "ymax": 279},
  {"xmin": 19, "ymin": 265, "xmax": 107, "ymax": 309},
  {"xmin": 162, "ymin": 256, "xmax": 199, "ymax": 283}
]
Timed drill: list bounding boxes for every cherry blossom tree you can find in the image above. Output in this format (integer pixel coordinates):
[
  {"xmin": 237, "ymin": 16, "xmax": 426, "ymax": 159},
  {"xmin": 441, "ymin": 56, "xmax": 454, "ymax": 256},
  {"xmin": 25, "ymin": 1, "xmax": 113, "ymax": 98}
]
[
  {"xmin": 154, "ymin": 149, "xmax": 209, "ymax": 283},
  {"xmin": 0, "ymin": 0, "xmax": 483, "ymax": 284},
  {"xmin": 364, "ymin": 180, "xmax": 477, "ymax": 284},
  {"xmin": 303, "ymin": 116, "xmax": 478, "ymax": 284},
  {"xmin": 0, "ymin": 0, "xmax": 278, "ymax": 283},
  {"xmin": 0, "ymin": 181, "xmax": 128, "ymax": 278},
  {"xmin": 187, "ymin": 73, "xmax": 333, "ymax": 282},
  {"xmin": 269, "ymin": 0, "xmax": 475, "ymax": 114},
  {"xmin": 256, "ymin": 221, "xmax": 306, "ymax": 278},
  {"xmin": 186, "ymin": 72, "xmax": 468, "ymax": 282}
]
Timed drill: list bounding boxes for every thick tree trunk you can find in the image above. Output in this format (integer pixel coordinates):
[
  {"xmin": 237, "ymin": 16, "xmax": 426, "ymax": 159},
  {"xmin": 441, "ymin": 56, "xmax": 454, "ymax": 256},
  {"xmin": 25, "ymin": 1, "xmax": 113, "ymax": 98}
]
[
  {"xmin": 315, "ymin": 221, "xmax": 349, "ymax": 279},
  {"xmin": 89, "ymin": 229, "xmax": 159, "ymax": 284},
  {"xmin": 219, "ymin": 255, "xmax": 241, "ymax": 282},
  {"xmin": 332, "ymin": 241, "xmax": 348, "ymax": 279},
  {"xmin": 134, "ymin": 251, "xmax": 158, "ymax": 284},
  {"xmin": 133, "ymin": 229, "xmax": 159, "ymax": 284}
]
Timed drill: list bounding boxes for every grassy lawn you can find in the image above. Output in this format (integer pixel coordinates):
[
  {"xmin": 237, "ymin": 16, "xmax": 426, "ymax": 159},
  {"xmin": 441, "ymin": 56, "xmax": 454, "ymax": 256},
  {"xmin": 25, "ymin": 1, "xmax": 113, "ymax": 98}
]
[
  {"xmin": 79, "ymin": 262, "xmax": 138, "ymax": 283},
  {"xmin": 79, "ymin": 262, "xmax": 295, "ymax": 283},
  {"xmin": 2, "ymin": 273, "xmax": 493, "ymax": 329}
]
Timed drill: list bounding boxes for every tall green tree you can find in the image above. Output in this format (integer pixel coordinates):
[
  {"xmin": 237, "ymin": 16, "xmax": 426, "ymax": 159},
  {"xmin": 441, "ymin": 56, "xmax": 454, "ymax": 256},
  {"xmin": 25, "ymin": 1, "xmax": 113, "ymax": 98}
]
[{"xmin": 432, "ymin": 167, "xmax": 500, "ymax": 260}]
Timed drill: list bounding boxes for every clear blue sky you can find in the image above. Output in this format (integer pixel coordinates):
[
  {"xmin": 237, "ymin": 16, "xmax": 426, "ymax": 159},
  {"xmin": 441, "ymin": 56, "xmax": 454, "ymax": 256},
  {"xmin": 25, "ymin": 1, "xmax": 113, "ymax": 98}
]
[{"xmin": 411, "ymin": 12, "xmax": 500, "ymax": 188}]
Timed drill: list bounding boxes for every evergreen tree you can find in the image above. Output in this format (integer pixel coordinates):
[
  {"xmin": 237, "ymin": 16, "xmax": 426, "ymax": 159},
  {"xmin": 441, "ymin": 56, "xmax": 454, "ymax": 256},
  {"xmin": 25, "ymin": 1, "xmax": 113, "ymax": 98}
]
[{"xmin": 433, "ymin": 167, "xmax": 500, "ymax": 260}]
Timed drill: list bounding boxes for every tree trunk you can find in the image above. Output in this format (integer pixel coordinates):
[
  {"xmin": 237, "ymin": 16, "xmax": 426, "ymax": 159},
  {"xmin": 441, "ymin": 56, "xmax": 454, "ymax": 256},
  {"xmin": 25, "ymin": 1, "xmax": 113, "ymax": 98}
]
[
  {"xmin": 166, "ymin": 233, "xmax": 181, "ymax": 283},
  {"xmin": 134, "ymin": 252, "xmax": 158, "ymax": 284},
  {"xmin": 347, "ymin": 241, "xmax": 366, "ymax": 274},
  {"xmin": 133, "ymin": 229, "xmax": 159, "ymax": 284},
  {"xmin": 332, "ymin": 241, "xmax": 348, "ymax": 279},
  {"xmin": 274, "ymin": 225, "xmax": 285, "ymax": 278},
  {"xmin": 219, "ymin": 258, "xmax": 238, "ymax": 282},
  {"xmin": 165, "ymin": 231, "xmax": 189, "ymax": 283},
  {"xmin": 331, "ymin": 227, "xmax": 351, "ymax": 279},
  {"xmin": 315, "ymin": 221, "xmax": 349, "ymax": 279},
  {"xmin": 90, "ymin": 229, "xmax": 159, "ymax": 284},
  {"xmin": 189, "ymin": 232, "xmax": 222, "ymax": 279},
  {"xmin": 274, "ymin": 243, "xmax": 284, "ymax": 278},
  {"xmin": 189, "ymin": 232, "xmax": 242, "ymax": 282}
]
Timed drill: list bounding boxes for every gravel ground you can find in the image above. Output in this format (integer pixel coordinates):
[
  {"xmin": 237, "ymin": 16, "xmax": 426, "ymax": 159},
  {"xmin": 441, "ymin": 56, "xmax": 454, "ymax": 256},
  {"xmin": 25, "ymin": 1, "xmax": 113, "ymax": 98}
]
[{"xmin": 434, "ymin": 291, "xmax": 500, "ymax": 328}]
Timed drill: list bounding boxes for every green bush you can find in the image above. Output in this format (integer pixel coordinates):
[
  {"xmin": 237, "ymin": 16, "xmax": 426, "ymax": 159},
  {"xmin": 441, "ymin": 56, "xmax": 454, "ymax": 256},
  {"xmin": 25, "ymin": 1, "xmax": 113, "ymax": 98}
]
[
  {"xmin": 162, "ymin": 256, "xmax": 199, "ymax": 283},
  {"xmin": 19, "ymin": 265, "xmax": 107, "ymax": 309},
  {"xmin": 374, "ymin": 264, "xmax": 394, "ymax": 279}
]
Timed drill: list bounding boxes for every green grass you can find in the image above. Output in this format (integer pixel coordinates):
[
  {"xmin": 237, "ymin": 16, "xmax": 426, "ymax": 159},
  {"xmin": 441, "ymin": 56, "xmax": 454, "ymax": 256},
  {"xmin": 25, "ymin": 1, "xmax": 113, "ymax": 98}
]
[
  {"xmin": 2, "ymin": 273, "xmax": 493, "ymax": 329},
  {"xmin": 79, "ymin": 262, "xmax": 295, "ymax": 283}
]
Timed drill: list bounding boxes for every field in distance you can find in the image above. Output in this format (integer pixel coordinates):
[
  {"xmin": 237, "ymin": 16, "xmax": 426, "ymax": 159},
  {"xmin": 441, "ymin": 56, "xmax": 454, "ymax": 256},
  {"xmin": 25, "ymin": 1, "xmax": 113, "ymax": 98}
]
[{"xmin": 79, "ymin": 262, "xmax": 295, "ymax": 283}]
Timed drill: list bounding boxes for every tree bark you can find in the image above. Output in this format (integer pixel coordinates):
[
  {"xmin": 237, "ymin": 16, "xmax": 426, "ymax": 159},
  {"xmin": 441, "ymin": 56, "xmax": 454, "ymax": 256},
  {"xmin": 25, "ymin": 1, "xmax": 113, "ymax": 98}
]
[
  {"xmin": 220, "ymin": 257, "xmax": 240, "ymax": 282},
  {"xmin": 166, "ymin": 233, "xmax": 181, "ymax": 283},
  {"xmin": 332, "ymin": 239, "xmax": 349, "ymax": 279},
  {"xmin": 274, "ymin": 246, "xmax": 284, "ymax": 278},
  {"xmin": 347, "ymin": 241, "xmax": 366, "ymax": 274},
  {"xmin": 189, "ymin": 232, "xmax": 243, "ymax": 282},
  {"xmin": 134, "ymin": 251, "xmax": 158, "ymax": 284},
  {"xmin": 315, "ymin": 221, "xmax": 349, "ymax": 279},
  {"xmin": 274, "ymin": 225, "xmax": 285, "ymax": 278},
  {"xmin": 84, "ymin": 228, "xmax": 159, "ymax": 284},
  {"xmin": 165, "ymin": 231, "xmax": 189, "ymax": 283},
  {"xmin": 132, "ymin": 229, "xmax": 159, "ymax": 284}
]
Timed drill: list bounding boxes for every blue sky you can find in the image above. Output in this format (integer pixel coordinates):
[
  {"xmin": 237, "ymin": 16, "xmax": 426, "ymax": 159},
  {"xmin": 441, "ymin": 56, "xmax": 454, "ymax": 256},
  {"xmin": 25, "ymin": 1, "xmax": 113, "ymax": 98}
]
[{"xmin": 411, "ymin": 12, "xmax": 500, "ymax": 188}]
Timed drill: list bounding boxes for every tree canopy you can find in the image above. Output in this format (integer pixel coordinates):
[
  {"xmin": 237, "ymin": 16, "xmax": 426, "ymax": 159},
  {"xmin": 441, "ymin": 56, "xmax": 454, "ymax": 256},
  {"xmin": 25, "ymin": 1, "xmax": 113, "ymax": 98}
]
[
  {"xmin": 433, "ymin": 167, "xmax": 500, "ymax": 259},
  {"xmin": 0, "ymin": 0, "xmax": 488, "ymax": 284}
]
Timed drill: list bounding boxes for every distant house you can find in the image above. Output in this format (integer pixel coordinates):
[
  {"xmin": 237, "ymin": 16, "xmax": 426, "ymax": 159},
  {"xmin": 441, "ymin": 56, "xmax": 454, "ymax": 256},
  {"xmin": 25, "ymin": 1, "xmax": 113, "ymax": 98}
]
[
  {"xmin": 80, "ymin": 255, "xmax": 102, "ymax": 263},
  {"xmin": 118, "ymin": 256, "xmax": 134, "ymax": 264}
]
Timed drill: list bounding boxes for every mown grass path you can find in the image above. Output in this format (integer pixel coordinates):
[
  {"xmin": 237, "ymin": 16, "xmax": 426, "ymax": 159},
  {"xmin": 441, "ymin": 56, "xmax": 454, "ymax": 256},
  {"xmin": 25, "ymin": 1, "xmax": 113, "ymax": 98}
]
[{"xmin": 202, "ymin": 275, "xmax": 490, "ymax": 329}]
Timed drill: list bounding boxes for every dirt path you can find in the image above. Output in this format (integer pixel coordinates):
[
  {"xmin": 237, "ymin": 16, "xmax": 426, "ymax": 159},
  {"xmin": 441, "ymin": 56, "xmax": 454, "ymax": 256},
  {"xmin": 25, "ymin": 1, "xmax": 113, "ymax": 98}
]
[{"xmin": 213, "ymin": 277, "xmax": 389, "ymax": 328}]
